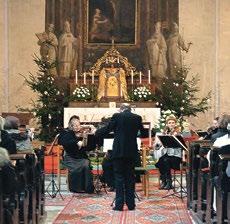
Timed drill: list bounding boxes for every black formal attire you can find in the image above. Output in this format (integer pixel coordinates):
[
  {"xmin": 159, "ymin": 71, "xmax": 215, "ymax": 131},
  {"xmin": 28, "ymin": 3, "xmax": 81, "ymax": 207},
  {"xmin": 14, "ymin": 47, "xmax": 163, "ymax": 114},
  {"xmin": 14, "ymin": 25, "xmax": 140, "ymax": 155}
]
[
  {"xmin": 96, "ymin": 110, "xmax": 144, "ymax": 210},
  {"xmin": 211, "ymin": 128, "xmax": 228, "ymax": 143},
  {"xmin": 58, "ymin": 129, "xmax": 94, "ymax": 193},
  {"xmin": 0, "ymin": 130, "xmax": 16, "ymax": 154}
]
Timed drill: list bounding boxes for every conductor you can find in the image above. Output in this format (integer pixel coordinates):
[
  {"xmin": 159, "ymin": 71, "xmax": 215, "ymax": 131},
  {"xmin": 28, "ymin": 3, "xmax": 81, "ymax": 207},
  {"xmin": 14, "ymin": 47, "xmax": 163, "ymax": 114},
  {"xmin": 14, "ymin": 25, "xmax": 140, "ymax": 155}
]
[{"xmin": 95, "ymin": 103, "xmax": 144, "ymax": 211}]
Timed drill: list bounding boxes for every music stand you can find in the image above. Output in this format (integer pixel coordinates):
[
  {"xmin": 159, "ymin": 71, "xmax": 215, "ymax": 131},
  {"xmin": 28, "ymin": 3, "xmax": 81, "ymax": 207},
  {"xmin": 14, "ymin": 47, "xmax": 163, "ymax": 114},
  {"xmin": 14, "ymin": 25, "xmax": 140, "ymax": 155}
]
[
  {"xmin": 158, "ymin": 135, "xmax": 188, "ymax": 199},
  {"xmin": 45, "ymin": 134, "xmax": 63, "ymax": 199}
]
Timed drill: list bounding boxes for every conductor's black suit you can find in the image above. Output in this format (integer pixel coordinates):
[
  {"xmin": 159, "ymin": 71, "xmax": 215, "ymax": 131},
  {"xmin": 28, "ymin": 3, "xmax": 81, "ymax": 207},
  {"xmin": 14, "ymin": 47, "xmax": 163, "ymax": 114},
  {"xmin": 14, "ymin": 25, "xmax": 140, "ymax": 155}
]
[{"xmin": 96, "ymin": 109, "xmax": 144, "ymax": 210}]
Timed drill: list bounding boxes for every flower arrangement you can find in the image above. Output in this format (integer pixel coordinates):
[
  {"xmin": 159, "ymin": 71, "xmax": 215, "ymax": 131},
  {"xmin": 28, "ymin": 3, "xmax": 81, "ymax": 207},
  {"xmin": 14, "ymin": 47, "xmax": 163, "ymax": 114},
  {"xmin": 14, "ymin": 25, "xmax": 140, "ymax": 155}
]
[
  {"xmin": 71, "ymin": 86, "xmax": 92, "ymax": 101},
  {"xmin": 130, "ymin": 86, "xmax": 152, "ymax": 101}
]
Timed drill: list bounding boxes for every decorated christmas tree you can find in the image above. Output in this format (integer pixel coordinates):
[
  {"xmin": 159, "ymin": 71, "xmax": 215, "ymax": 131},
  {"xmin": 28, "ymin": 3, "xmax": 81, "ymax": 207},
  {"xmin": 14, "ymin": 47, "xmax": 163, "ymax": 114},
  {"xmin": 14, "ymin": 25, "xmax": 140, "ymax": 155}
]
[
  {"xmin": 20, "ymin": 55, "xmax": 69, "ymax": 142},
  {"xmin": 154, "ymin": 66, "xmax": 211, "ymax": 120}
]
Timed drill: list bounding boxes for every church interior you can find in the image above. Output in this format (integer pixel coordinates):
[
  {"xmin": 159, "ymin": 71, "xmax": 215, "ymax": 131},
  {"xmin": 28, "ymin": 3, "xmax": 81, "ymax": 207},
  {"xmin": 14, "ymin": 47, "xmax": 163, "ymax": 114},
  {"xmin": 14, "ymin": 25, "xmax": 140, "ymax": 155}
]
[{"xmin": 0, "ymin": 0, "xmax": 230, "ymax": 223}]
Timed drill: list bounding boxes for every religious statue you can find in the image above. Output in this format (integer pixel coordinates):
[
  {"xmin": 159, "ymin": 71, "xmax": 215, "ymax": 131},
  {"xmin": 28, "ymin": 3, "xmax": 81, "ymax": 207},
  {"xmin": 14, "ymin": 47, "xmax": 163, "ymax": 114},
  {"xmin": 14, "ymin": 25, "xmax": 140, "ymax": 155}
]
[
  {"xmin": 146, "ymin": 22, "xmax": 167, "ymax": 81},
  {"xmin": 58, "ymin": 21, "xmax": 78, "ymax": 78},
  {"xmin": 36, "ymin": 23, "xmax": 58, "ymax": 76},
  {"xmin": 167, "ymin": 22, "xmax": 192, "ymax": 78},
  {"xmin": 97, "ymin": 66, "xmax": 128, "ymax": 101}
]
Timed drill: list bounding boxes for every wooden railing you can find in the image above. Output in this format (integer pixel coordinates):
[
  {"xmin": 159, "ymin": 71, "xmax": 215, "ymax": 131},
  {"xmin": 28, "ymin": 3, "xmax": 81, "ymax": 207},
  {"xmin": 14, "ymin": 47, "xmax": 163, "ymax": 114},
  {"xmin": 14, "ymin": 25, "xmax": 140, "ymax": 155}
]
[{"xmin": 187, "ymin": 141, "xmax": 230, "ymax": 223}]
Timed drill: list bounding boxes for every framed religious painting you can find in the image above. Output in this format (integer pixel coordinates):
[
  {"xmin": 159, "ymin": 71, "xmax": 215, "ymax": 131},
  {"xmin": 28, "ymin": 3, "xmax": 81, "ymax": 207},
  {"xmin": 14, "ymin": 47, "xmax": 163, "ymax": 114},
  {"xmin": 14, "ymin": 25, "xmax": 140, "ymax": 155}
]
[{"xmin": 84, "ymin": 0, "xmax": 140, "ymax": 47}]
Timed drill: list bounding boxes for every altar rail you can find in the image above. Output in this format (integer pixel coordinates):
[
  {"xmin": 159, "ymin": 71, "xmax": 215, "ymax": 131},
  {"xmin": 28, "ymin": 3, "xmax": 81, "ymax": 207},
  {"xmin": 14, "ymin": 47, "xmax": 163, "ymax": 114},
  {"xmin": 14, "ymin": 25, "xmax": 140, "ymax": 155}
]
[
  {"xmin": 0, "ymin": 149, "xmax": 45, "ymax": 224},
  {"xmin": 187, "ymin": 141, "xmax": 230, "ymax": 223}
]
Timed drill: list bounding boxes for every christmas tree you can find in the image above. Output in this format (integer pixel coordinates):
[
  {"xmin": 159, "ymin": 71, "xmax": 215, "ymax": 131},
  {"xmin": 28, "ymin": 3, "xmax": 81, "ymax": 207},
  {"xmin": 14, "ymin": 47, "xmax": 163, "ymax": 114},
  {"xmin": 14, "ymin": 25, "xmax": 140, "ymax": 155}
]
[
  {"xmin": 20, "ymin": 55, "xmax": 69, "ymax": 142},
  {"xmin": 154, "ymin": 66, "xmax": 211, "ymax": 120}
]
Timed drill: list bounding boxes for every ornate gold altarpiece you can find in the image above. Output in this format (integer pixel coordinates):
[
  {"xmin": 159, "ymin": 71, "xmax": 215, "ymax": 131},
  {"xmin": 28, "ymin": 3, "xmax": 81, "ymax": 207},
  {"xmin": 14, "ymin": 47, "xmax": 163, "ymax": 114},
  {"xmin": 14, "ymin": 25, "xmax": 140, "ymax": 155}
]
[
  {"xmin": 67, "ymin": 45, "xmax": 159, "ymax": 128},
  {"xmin": 70, "ymin": 44, "xmax": 156, "ymax": 102}
]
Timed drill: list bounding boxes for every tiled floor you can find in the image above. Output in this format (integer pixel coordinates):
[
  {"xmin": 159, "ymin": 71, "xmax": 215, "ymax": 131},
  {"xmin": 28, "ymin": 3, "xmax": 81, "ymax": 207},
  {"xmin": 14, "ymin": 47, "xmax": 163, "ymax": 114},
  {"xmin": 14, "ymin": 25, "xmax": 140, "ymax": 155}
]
[{"xmin": 43, "ymin": 175, "xmax": 70, "ymax": 223}]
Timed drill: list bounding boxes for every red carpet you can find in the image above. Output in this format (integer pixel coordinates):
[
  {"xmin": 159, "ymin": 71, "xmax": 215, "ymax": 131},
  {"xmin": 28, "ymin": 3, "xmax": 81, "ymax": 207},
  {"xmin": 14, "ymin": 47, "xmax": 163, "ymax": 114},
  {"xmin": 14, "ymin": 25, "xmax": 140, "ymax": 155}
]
[{"xmin": 52, "ymin": 183, "xmax": 192, "ymax": 224}]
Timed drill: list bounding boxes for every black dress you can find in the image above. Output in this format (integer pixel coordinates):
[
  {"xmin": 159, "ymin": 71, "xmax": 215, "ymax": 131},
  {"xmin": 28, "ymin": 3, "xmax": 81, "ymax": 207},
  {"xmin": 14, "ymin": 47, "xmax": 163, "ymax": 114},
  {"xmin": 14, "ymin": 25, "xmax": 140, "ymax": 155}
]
[{"xmin": 58, "ymin": 129, "xmax": 94, "ymax": 193}]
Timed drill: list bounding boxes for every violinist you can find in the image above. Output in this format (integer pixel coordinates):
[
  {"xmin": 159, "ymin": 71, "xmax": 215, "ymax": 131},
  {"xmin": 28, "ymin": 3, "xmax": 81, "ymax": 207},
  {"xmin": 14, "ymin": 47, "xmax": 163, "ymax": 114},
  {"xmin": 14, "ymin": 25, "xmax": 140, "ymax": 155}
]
[
  {"xmin": 58, "ymin": 115, "xmax": 94, "ymax": 193},
  {"xmin": 154, "ymin": 115, "xmax": 182, "ymax": 190},
  {"xmin": 200, "ymin": 117, "xmax": 219, "ymax": 141}
]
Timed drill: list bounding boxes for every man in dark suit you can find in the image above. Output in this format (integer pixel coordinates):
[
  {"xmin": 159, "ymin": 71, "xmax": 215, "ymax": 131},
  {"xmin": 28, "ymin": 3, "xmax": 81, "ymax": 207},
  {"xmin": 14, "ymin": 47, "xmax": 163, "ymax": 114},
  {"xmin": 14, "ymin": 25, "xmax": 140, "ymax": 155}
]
[{"xmin": 95, "ymin": 103, "xmax": 144, "ymax": 211}]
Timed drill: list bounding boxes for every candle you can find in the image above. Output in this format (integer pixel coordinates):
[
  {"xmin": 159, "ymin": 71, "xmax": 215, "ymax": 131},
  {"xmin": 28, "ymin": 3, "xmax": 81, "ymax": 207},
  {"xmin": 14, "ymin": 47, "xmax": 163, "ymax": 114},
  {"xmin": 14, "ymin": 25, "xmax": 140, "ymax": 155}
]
[
  {"xmin": 139, "ymin": 71, "xmax": 142, "ymax": 84},
  {"xmin": 148, "ymin": 70, "xmax": 151, "ymax": 84},
  {"xmin": 117, "ymin": 57, "xmax": 120, "ymax": 63},
  {"xmin": 75, "ymin": 70, "xmax": 78, "ymax": 84},
  {"xmin": 83, "ymin": 72, "xmax": 86, "ymax": 85},
  {"xmin": 131, "ymin": 70, "xmax": 134, "ymax": 85},
  {"xmin": 92, "ymin": 70, "xmax": 94, "ymax": 84}
]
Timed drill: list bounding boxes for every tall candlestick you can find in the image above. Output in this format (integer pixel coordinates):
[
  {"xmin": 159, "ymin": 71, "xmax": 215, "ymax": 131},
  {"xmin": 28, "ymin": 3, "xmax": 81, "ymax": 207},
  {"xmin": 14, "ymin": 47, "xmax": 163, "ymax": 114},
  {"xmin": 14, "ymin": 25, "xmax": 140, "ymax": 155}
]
[
  {"xmin": 83, "ymin": 72, "xmax": 86, "ymax": 85},
  {"xmin": 92, "ymin": 70, "xmax": 94, "ymax": 84},
  {"xmin": 148, "ymin": 70, "xmax": 151, "ymax": 84},
  {"xmin": 139, "ymin": 71, "xmax": 142, "ymax": 84},
  {"xmin": 131, "ymin": 70, "xmax": 134, "ymax": 85},
  {"xmin": 75, "ymin": 70, "xmax": 78, "ymax": 84}
]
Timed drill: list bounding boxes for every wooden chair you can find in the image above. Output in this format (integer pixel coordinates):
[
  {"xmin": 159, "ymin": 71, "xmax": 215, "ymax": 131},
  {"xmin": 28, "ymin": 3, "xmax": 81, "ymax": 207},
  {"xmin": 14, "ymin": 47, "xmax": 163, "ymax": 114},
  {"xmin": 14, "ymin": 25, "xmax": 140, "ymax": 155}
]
[{"xmin": 135, "ymin": 146, "xmax": 150, "ymax": 198}]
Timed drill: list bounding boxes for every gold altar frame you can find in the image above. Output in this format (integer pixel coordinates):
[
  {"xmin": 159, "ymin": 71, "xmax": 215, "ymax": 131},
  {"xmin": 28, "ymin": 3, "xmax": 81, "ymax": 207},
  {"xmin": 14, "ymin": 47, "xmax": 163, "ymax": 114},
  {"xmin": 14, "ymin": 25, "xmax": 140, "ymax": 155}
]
[{"xmin": 84, "ymin": 0, "xmax": 140, "ymax": 48}]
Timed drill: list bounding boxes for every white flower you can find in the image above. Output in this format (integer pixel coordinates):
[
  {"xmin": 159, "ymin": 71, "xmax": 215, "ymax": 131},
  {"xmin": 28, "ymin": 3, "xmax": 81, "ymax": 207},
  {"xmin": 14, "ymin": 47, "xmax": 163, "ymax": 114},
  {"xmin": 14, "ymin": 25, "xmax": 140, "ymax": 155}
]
[
  {"xmin": 180, "ymin": 107, "xmax": 184, "ymax": 111},
  {"xmin": 156, "ymin": 102, "xmax": 159, "ymax": 105},
  {"xmin": 44, "ymin": 91, "xmax": 48, "ymax": 95},
  {"xmin": 165, "ymin": 110, "xmax": 171, "ymax": 114}
]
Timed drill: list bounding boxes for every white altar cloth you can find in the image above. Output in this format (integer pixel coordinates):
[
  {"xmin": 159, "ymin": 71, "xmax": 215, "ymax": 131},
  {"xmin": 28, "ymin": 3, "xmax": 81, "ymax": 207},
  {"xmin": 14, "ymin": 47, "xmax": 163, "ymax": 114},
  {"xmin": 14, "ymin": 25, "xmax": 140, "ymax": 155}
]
[{"xmin": 64, "ymin": 107, "xmax": 160, "ymax": 128}]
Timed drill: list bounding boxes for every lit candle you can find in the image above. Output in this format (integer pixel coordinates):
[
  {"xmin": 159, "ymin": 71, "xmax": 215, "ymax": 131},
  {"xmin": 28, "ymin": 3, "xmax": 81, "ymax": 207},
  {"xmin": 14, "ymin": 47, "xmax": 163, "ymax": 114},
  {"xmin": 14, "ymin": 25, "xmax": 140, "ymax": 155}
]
[
  {"xmin": 83, "ymin": 72, "xmax": 86, "ymax": 85},
  {"xmin": 131, "ymin": 70, "xmax": 134, "ymax": 85},
  {"xmin": 148, "ymin": 70, "xmax": 151, "ymax": 84},
  {"xmin": 117, "ymin": 57, "xmax": 120, "ymax": 63},
  {"xmin": 75, "ymin": 70, "xmax": 78, "ymax": 84},
  {"xmin": 92, "ymin": 70, "xmax": 94, "ymax": 84},
  {"xmin": 139, "ymin": 71, "xmax": 142, "ymax": 84}
]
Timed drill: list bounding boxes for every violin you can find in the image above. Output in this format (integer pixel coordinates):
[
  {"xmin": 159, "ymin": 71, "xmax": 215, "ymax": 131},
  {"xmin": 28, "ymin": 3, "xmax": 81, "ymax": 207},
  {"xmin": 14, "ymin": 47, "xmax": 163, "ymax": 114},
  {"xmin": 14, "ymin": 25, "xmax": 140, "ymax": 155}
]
[
  {"xmin": 75, "ymin": 125, "xmax": 96, "ymax": 147},
  {"xmin": 163, "ymin": 126, "xmax": 180, "ymax": 135}
]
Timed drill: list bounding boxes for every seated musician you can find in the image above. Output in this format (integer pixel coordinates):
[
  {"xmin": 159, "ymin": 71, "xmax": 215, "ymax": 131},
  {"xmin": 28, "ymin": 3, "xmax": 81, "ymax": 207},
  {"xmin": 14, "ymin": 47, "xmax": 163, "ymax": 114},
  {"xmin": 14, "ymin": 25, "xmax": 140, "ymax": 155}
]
[
  {"xmin": 58, "ymin": 115, "xmax": 94, "ymax": 193},
  {"xmin": 153, "ymin": 115, "xmax": 182, "ymax": 190}
]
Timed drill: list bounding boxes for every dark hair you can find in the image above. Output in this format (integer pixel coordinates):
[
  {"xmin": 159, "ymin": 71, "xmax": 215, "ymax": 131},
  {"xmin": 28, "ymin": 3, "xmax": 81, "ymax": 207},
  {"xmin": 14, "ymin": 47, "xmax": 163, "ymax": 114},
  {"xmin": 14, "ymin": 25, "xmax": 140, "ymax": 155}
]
[
  {"xmin": 69, "ymin": 115, "xmax": 80, "ymax": 123},
  {"xmin": 218, "ymin": 114, "xmax": 230, "ymax": 129}
]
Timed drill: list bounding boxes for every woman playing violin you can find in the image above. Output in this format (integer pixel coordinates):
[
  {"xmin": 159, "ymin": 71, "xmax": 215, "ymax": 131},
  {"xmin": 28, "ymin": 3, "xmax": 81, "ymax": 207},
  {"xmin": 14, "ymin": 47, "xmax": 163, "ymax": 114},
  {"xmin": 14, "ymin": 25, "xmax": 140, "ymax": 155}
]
[
  {"xmin": 154, "ymin": 115, "xmax": 182, "ymax": 190},
  {"xmin": 58, "ymin": 115, "xmax": 94, "ymax": 193}
]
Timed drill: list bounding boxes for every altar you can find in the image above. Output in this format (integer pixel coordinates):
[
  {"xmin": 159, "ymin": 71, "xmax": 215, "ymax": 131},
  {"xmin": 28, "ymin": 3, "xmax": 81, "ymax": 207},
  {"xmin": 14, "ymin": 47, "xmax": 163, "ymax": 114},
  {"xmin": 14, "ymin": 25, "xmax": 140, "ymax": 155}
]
[
  {"xmin": 65, "ymin": 43, "xmax": 160, "ymax": 127},
  {"xmin": 64, "ymin": 104, "xmax": 160, "ymax": 128}
]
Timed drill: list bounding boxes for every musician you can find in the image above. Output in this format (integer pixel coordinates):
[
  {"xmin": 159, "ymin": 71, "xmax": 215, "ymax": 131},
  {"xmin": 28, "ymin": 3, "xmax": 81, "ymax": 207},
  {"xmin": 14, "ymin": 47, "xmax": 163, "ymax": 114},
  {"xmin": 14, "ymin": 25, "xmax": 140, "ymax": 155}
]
[
  {"xmin": 95, "ymin": 103, "xmax": 144, "ymax": 211},
  {"xmin": 154, "ymin": 114, "xmax": 182, "ymax": 190},
  {"xmin": 199, "ymin": 117, "xmax": 219, "ymax": 140},
  {"xmin": 58, "ymin": 115, "xmax": 94, "ymax": 193}
]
